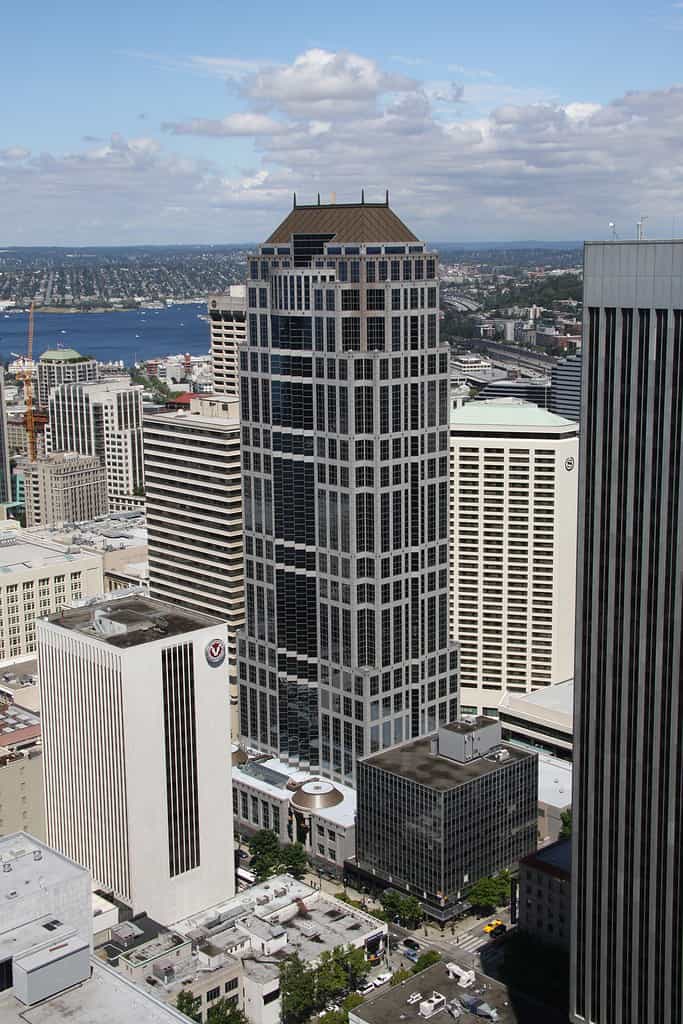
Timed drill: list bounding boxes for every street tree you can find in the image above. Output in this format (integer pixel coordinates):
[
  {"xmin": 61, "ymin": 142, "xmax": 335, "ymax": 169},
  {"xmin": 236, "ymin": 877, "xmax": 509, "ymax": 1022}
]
[
  {"xmin": 559, "ymin": 808, "xmax": 572, "ymax": 838},
  {"xmin": 206, "ymin": 999, "xmax": 249, "ymax": 1024},
  {"xmin": 280, "ymin": 842, "xmax": 308, "ymax": 880},
  {"xmin": 465, "ymin": 877, "xmax": 501, "ymax": 911},
  {"xmin": 280, "ymin": 953, "xmax": 316, "ymax": 1024},
  {"xmin": 175, "ymin": 990, "xmax": 201, "ymax": 1022},
  {"xmin": 248, "ymin": 829, "xmax": 281, "ymax": 879}
]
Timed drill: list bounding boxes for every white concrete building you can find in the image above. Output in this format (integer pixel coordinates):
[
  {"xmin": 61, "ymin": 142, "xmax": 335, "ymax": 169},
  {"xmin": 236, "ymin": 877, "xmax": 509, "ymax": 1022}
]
[
  {"xmin": 144, "ymin": 396, "xmax": 243, "ymax": 678},
  {"xmin": 0, "ymin": 533, "xmax": 102, "ymax": 661},
  {"xmin": 208, "ymin": 287, "xmax": 246, "ymax": 396},
  {"xmin": 39, "ymin": 592, "xmax": 234, "ymax": 925},
  {"xmin": 231, "ymin": 749, "xmax": 356, "ymax": 871},
  {"xmin": 499, "ymin": 677, "xmax": 573, "ymax": 760},
  {"xmin": 36, "ymin": 348, "xmax": 98, "ymax": 409},
  {"xmin": 21, "ymin": 452, "xmax": 109, "ymax": 527},
  {"xmin": 46, "ymin": 379, "xmax": 144, "ymax": 511},
  {"xmin": 449, "ymin": 399, "xmax": 578, "ymax": 716}
]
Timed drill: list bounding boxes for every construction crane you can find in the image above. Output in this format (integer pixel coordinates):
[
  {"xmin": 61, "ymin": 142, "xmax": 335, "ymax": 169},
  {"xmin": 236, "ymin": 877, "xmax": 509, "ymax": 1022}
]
[{"xmin": 17, "ymin": 303, "xmax": 37, "ymax": 462}]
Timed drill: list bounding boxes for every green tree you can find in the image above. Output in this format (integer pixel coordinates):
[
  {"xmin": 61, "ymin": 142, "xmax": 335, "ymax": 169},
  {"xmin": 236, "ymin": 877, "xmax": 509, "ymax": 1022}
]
[
  {"xmin": 559, "ymin": 808, "xmax": 572, "ymax": 839},
  {"xmin": 412, "ymin": 950, "xmax": 441, "ymax": 974},
  {"xmin": 465, "ymin": 877, "xmax": 502, "ymax": 911},
  {"xmin": 280, "ymin": 953, "xmax": 316, "ymax": 1024},
  {"xmin": 333, "ymin": 944, "xmax": 368, "ymax": 991},
  {"xmin": 380, "ymin": 890, "xmax": 402, "ymax": 921},
  {"xmin": 248, "ymin": 829, "xmax": 281, "ymax": 880},
  {"xmin": 390, "ymin": 968, "xmax": 413, "ymax": 987},
  {"xmin": 316, "ymin": 949, "xmax": 348, "ymax": 1007},
  {"xmin": 342, "ymin": 992, "xmax": 364, "ymax": 1011},
  {"xmin": 206, "ymin": 999, "xmax": 249, "ymax": 1024},
  {"xmin": 280, "ymin": 842, "xmax": 308, "ymax": 880},
  {"xmin": 318, "ymin": 1012, "xmax": 347, "ymax": 1024},
  {"xmin": 400, "ymin": 895, "xmax": 424, "ymax": 928},
  {"xmin": 176, "ymin": 989, "xmax": 201, "ymax": 1022}
]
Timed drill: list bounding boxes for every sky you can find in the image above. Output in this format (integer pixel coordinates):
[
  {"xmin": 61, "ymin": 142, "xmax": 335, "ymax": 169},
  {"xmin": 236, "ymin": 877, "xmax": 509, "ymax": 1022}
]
[{"xmin": 2, "ymin": 0, "xmax": 683, "ymax": 244}]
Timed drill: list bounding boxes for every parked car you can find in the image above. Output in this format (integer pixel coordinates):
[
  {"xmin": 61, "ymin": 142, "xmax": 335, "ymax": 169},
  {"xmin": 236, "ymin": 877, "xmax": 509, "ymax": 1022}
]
[
  {"xmin": 403, "ymin": 938, "xmax": 420, "ymax": 951},
  {"xmin": 491, "ymin": 924, "xmax": 507, "ymax": 938},
  {"xmin": 374, "ymin": 973, "xmax": 392, "ymax": 987},
  {"xmin": 405, "ymin": 949, "xmax": 419, "ymax": 963},
  {"xmin": 358, "ymin": 983, "xmax": 375, "ymax": 997},
  {"xmin": 482, "ymin": 919, "xmax": 504, "ymax": 934},
  {"xmin": 237, "ymin": 849, "xmax": 249, "ymax": 860}
]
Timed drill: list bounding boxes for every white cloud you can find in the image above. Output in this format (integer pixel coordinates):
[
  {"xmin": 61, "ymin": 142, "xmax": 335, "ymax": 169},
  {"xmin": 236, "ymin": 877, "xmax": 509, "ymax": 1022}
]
[
  {"xmin": 163, "ymin": 112, "xmax": 284, "ymax": 136},
  {"xmin": 5, "ymin": 50, "xmax": 683, "ymax": 242},
  {"xmin": 0, "ymin": 146, "xmax": 30, "ymax": 162}
]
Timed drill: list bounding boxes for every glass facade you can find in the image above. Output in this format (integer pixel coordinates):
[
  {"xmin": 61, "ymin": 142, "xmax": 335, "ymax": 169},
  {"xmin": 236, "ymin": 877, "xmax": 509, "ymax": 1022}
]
[{"xmin": 237, "ymin": 212, "xmax": 457, "ymax": 785}]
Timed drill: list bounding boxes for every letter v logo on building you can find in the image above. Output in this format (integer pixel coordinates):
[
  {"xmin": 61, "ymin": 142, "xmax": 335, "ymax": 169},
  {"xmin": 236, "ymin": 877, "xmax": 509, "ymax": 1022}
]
[{"xmin": 205, "ymin": 638, "xmax": 226, "ymax": 667}]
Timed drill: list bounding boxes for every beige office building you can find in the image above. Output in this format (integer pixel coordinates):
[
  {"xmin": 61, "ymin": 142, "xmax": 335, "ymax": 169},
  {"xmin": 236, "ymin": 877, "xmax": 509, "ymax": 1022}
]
[
  {"xmin": 144, "ymin": 395, "xmax": 243, "ymax": 679},
  {"xmin": 450, "ymin": 399, "xmax": 578, "ymax": 716},
  {"xmin": 0, "ymin": 665, "xmax": 44, "ymax": 840},
  {"xmin": 208, "ymin": 287, "xmax": 246, "ymax": 396},
  {"xmin": 22, "ymin": 452, "xmax": 109, "ymax": 527},
  {"xmin": 0, "ymin": 533, "xmax": 102, "ymax": 660}
]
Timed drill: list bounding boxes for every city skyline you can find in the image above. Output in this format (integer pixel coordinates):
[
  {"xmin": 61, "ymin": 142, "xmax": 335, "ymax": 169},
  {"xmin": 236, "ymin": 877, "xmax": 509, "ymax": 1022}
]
[{"xmin": 2, "ymin": 1, "xmax": 683, "ymax": 244}]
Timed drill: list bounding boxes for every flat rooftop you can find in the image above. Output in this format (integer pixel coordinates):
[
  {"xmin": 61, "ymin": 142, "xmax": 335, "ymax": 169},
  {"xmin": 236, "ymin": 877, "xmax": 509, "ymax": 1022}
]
[
  {"xmin": 232, "ymin": 756, "xmax": 357, "ymax": 828},
  {"xmin": 46, "ymin": 594, "xmax": 222, "ymax": 648},
  {"xmin": 0, "ymin": 535, "xmax": 93, "ymax": 573},
  {"xmin": 0, "ymin": 701, "xmax": 40, "ymax": 746},
  {"xmin": 351, "ymin": 961, "xmax": 517, "ymax": 1024},
  {"xmin": 450, "ymin": 397, "xmax": 576, "ymax": 431},
  {"xmin": 523, "ymin": 837, "xmax": 571, "ymax": 879},
  {"xmin": 0, "ymin": 833, "xmax": 89, "ymax": 904},
  {"xmin": 503, "ymin": 679, "xmax": 573, "ymax": 716},
  {"xmin": 537, "ymin": 754, "xmax": 572, "ymax": 807},
  {"xmin": 29, "ymin": 511, "xmax": 147, "ymax": 552},
  {"xmin": 0, "ymin": 958, "xmax": 188, "ymax": 1023},
  {"xmin": 362, "ymin": 735, "xmax": 533, "ymax": 790}
]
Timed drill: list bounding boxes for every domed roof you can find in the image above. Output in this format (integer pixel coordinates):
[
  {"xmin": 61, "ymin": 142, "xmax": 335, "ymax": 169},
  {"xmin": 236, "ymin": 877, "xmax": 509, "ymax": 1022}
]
[
  {"xmin": 290, "ymin": 778, "xmax": 344, "ymax": 812},
  {"xmin": 40, "ymin": 348, "xmax": 84, "ymax": 362}
]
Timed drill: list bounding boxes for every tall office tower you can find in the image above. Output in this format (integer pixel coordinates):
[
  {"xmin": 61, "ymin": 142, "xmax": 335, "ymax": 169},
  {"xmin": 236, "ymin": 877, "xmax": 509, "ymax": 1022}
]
[
  {"xmin": 236, "ymin": 197, "xmax": 457, "ymax": 787},
  {"xmin": 549, "ymin": 351, "xmax": 582, "ymax": 421},
  {"xmin": 144, "ymin": 395, "xmax": 244, "ymax": 677},
  {"xmin": 450, "ymin": 398, "xmax": 578, "ymax": 716},
  {"xmin": 22, "ymin": 451, "xmax": 109, "ymax": 527},
  {"xmin": 0, "ymin": 368, "xmax": 11, "ymax": 504},
  {"xmin": 39, "ymin": 593, "xmax": 234, "ymax": 925},
  {"xmin": 209, "ymin": 286, "xmax": 247, "ymax": 395},
  {"xmin": 475, "ymin": 376, "xmax": 550, "ymax": 407},
  {"xmin": 571, "ymin": 241, "xmax": 683, "ymax": 1024},
  {"xmin": 36, "ymin": 348, "xmax": 99, "ymax": 409},
  {"xmin": 47, "ymin": 379, "xmax": 144, "ymax": 511}
]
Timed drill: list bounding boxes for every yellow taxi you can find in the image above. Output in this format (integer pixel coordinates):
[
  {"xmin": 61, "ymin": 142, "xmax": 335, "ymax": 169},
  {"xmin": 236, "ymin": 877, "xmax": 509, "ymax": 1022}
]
[{"xmin": 482, "ymin": 919, "xmax": 504, "ymax": 934}]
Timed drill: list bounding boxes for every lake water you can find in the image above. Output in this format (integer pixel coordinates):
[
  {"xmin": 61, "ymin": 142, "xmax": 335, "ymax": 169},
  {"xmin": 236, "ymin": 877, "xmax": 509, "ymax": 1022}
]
[{"xmin": 0, "ymin": 303, "xmax": 210, "ymax": 365}]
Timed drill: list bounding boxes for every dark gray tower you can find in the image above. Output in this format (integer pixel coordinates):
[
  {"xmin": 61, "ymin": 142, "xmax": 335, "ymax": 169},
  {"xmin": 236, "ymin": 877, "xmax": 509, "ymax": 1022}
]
[
  {"xmin": 236, "ymin": 198, "xmax": 458, "ymax": 786},
  {"xmin": 549, "ymin": 351, "xmax": 582, "ymax": 421},
  {"xmin": 571, "ymin": 240, "xmax": 683, "ymax": 1023}
]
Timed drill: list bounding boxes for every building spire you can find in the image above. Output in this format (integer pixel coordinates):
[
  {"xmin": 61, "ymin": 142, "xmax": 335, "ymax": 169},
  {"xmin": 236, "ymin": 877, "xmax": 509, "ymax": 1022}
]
[
  {"xmin": 293, "ymin": 192, "xmax": 297, "ymax": 209},
  {"xmin": 317, "ymin": 192, "xmax": 321, "ymax": 206},
  {"xmin": 361, "ymin": 188, "xmax": 365, "ymax": 204},
  {"xmin": 385, "ymin": 189, "xmax": 389, "ymax": 206}
]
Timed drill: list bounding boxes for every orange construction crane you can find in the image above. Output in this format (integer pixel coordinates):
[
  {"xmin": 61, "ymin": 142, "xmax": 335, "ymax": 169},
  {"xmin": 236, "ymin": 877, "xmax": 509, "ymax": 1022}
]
[{"xmin": 18, "ymin": 303, "xmax": 37, "ymax": 462}]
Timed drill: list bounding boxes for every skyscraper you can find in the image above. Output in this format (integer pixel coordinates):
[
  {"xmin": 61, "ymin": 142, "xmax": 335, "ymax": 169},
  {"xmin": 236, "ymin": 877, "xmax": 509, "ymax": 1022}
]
[
  {"xmin": 549, "ymin": 351, "xmax": 582, "ymax": 421},
  {"xmin": 571, "ymin": 240, "xmax": 683, "ymax": 1024},
  {"xmin": 144, "ymin": 395, "xmax": 244, "ymax": 678},
  {"xmin": 40, "ymin": 593, "xmax": 234, "ymax": 925},
  {"xmin": 449, "ymin": 398, "xmax": 578, "ymax": 716},
  {"xmin": 237, "ymin": 197, "xmax": 457, "ymax": 786},
  {"xmin": 209, "ymin": 286, "xmax": 247, "ymax": 395},
  {"xmin": 36, "ymin": 347, "xmax": 99, "ymax": 409},
  {"xmin": 0, "ymin": 369, "xmax": 12, "ymax": 505},
  {"xmin": 47, "ymin": 379, "xmax": 144, "ymax": 510}
]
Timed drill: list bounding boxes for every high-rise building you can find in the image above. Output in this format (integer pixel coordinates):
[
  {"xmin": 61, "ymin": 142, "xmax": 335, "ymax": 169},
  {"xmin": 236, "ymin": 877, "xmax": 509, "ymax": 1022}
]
[
  {"xmin": 450, "ymin": 398, "xmax": 578, "ymax": 716},
  {"xmin": 475, "ymin": 376, "xmax": 551, "ymax": 407},
  {"xmin": 39, "ymin": 593, "xmax": 234, "ymax": 925},
  {"xmin": 46, "ymin": 379, "xmax": 144, "ymax": 511},
  {"xmin": 144, "ymin": 395, "xmax": 244, "ymax": 678},
  {"xmin": 0, "ymin": 369, "xmax": 11, "ymax": 505},
  {"xmin": 21, "ymin": 451, "xmax": 109, "ymax": 527},
  {"xmin": 36, "ymin": 348, "xmax": 99, "ymax": 409},
  {"xmin": 209, "ymin": 286, "xmax": 247, "ymax": 395},
  {"xmin": 237, "ymin": 198, "xmax": 457, "ymax": 785},
  {"xmin": 549, "ymin": 351, "xmax": 582, "ymax": 421},
  {"xmin": 571, "ymin": 240, "xmax": 683, "ymax": 1024}
]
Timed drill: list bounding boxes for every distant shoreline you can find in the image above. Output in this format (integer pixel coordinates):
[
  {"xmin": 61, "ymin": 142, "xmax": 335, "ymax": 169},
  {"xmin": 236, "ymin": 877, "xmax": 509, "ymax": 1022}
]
[{"xmin": 5, "ymin": 300, "xmax": 206, "ymax": 315}]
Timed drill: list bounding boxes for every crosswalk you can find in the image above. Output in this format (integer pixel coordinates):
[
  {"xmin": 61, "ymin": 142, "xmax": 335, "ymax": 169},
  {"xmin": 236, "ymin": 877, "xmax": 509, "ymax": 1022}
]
[{"xmin": 454, "ymin": 930, "xmax": 492, "ymax": 954}]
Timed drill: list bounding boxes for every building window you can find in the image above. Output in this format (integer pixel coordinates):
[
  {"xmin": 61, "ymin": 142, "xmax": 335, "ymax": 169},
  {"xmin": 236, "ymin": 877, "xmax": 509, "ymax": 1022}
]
[{"xmin": 207, "ymin": 987, "xmax": 220, "ymax": 1002}]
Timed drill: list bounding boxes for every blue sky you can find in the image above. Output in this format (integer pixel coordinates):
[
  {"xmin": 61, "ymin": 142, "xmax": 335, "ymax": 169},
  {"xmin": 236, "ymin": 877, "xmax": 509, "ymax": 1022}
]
[{"xmin": 2, "ymin": 0, "xmax": 683, "ymax": 243}]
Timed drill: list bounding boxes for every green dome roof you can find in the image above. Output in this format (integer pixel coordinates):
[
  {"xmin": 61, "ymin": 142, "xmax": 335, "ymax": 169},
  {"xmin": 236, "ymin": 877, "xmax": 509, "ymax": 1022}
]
[{"xmin": 40, "ymin": 348, "xmax": 85, "ymax": 362}]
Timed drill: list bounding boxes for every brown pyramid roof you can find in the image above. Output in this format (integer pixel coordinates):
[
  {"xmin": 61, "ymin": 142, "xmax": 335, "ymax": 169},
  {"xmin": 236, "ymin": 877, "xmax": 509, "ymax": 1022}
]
[{"xmin": 266, "ymin": 201, "xmax": 419, "ymax": 245}]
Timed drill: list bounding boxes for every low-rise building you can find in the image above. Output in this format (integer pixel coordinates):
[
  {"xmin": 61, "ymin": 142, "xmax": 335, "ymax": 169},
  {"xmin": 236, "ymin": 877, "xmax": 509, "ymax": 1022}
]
[
  {"xmin": 353, "ymin": 718, "xmax": 538, "ymax": 921},
  {"xmin": 0, "ymin": 533, "xmax": 102, "ymax": 660},
  {"xmin": 170, "ymin": 874, "xmax": 387, "ymax": 1024},
  {"xmin": 0, "ymin": 690, "xmax": 44, "ymax": 840},
  {"xmin": 517, "ymin": 838, "xmax": 571, "ymax": 949},
  {"xmin": 21, "ymin": 452, "xmax": 109, "ymax": 528},
  {"xmin": 537, "ymin": 753, "xmax": 572, "ymax": 844},
  {"xmin": 348, "ymin": 961, "xmax": 518, "ymax": 1024},
  {"xmin": 231, "ymin": 749, "xmax": 356, "ymax": 871},
  {"xmin": 499, "ymin": 679, "xmax": 573, "ymax": 760}
]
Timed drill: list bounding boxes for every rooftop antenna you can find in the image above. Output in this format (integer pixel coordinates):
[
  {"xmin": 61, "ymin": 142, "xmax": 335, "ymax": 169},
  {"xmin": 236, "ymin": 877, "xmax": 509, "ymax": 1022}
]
[
  {"xmin": 361, "ymin": 188, "xmax": 365, "ymax": 204},
  {"xmin": 609, "ymin": 222, "xmax": 618, "ymax": 241},
  {"xmin": 317, "ymin": 192, "xmax": 321, "ymax": 206},
  {"xmin": 293, "ymin": 192, "xmax": 297, "ymax": 209},
  {"xmin": 636, "ymin": 215, "xmax": 648, "ymax": 241},
  {"xmin": 385, "ymin": 189, "xmax": 389, "ymax": 205}
]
